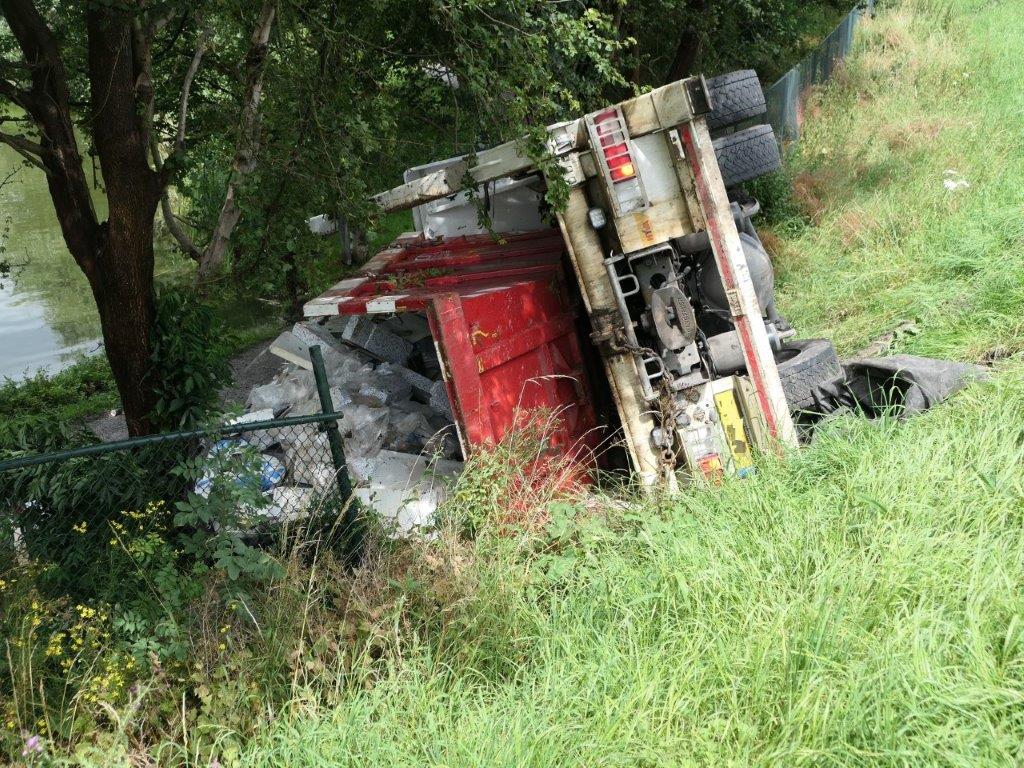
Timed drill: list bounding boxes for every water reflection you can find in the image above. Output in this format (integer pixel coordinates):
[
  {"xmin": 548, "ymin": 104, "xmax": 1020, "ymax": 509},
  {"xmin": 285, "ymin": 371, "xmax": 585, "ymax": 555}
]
[{"xmin": 0, "ymin": 142, "xmax": 187, "ymax": 382}]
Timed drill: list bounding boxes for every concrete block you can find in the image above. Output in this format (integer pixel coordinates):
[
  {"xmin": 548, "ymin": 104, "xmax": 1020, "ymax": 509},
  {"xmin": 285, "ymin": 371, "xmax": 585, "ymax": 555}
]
[
  {"xmin": 271, "ymin": 328, "xmax": 367, "ymax": 373},
  {"xmin": 269, "ymin": 331, "xmax": 316, "ymax": 369},
  {"xmin": 391, "ymin": 364, "xmax": 434, "ymax": 403},
  {"xmin": 339, "ymin": 315, "xmax": 413, "ymax": 365},
  {"xmin": 358, "ymin": 365, "xmax": 413, "ymax": 406},
  {"xmin": 429, "ymin": 379, "xmax": 454, "ymax": 420},
  {"xmin": 291, "ymin": 321, "xmax": 345, "ymax": 355}
]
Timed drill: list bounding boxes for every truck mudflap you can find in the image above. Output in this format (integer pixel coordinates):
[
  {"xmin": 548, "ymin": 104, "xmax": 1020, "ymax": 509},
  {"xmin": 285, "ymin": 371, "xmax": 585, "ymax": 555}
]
[{"xmin": 304, "ymin": 229, "xmax": 600, "ymax": 460}]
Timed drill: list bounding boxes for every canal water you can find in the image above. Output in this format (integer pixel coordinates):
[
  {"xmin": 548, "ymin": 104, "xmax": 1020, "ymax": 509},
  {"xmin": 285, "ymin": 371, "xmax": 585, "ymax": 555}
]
[
  {"xmin": 0, "ymin": 143, "xmax": 193, "ymax": 383},
  {"xmin": 0, "ymin": 140, "xmax": 107, "ymax": 381}
]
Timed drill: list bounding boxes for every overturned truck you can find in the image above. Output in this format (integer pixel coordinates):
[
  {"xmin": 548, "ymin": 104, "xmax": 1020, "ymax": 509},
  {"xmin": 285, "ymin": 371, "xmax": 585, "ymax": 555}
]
[{"xmin": 307, "ymin": 72, "xmax": 840, "ymax": 489}]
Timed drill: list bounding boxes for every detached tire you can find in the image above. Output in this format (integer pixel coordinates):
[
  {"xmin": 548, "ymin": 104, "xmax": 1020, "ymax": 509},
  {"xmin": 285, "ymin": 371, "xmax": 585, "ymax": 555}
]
[
  {"xmin": 706, "ymin": 70, "xmax": 767, "ymax": 131},
  {"xmin": 713, "ymin": 125, "xmax": 781, "ymax": 188},
  {"xmin": 774, "ymin": 338, "xmax": 841, "ymax": 412}
]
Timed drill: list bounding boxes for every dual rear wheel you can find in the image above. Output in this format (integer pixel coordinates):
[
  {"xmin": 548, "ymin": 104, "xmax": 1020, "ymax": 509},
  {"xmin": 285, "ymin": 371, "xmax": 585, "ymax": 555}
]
[{"xmin": 705, "ymin": 69, "xmax": 782, "ymax": 188}]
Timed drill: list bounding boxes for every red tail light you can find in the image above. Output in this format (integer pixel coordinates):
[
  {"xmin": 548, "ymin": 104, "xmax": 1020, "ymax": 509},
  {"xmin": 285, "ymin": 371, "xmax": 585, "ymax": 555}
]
[{"xmin": 593, "ymin": 109, "xmax": 636, "ymax": 183}]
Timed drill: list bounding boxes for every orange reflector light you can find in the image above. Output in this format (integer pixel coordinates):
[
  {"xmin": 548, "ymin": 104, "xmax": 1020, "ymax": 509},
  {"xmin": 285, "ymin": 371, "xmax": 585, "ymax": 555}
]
[{"xmin": 610, "ymin": 162, "xmax": 635, "ymax": 182}]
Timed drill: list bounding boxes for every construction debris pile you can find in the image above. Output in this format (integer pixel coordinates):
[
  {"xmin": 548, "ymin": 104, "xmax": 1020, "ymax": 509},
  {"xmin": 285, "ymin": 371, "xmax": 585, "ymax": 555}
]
[{"xmin": 204, "ymin": 313, "xmax": 464, "ymax": 534}]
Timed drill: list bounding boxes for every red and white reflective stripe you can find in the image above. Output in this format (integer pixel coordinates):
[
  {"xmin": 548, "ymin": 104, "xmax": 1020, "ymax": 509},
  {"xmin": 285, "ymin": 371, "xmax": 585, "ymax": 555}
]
[{"xmin": 676, "ymin": 121, "xmax": 797, "ymax": 448}]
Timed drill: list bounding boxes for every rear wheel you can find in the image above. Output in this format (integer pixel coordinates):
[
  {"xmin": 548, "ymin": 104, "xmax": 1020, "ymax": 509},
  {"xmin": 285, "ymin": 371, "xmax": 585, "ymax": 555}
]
[
  {"xmin": 706, "ymin": 70, "xmax": 767, "ymax": 131},
  {"xmin": 774, "ymin": 338, "xmax": 841, "ymax": 412},
  {"xmin": 713, "ymin": 125, "xmax": 781, "ymax": 188}
]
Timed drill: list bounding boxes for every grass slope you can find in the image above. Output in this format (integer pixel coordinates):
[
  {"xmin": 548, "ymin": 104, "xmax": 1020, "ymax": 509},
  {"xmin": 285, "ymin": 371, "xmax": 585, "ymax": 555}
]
[{"xmin": 217, "ymin": 2, "xmax": 1024, "ymax": 764}]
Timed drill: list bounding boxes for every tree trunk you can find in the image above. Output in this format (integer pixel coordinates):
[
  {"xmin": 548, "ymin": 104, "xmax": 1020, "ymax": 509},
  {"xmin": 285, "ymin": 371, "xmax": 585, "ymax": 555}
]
[
  {"xmin": 665, "ymin": 0, "xmax": 707, "ymax": 84},
  {"xmin": 1, "ymin": 0, "xmax": 162, "ymax": 435},
  {"xmin": 89, "ymin": 226, "xmax": 158, "ymax": 436},
  {"xmin": 85, "ymin": 8, "xmax": 164, "ymax": 435},
  {"xmin": 196, "ymin": 0, "xmax": 276, "ymax": 284}
]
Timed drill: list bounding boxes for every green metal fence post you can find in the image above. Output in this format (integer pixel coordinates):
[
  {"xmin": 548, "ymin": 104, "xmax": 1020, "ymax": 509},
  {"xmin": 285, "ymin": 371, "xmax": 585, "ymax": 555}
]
[{"xmin": 309, "ymin": 344, "xmax": 363, "ymax": 565}]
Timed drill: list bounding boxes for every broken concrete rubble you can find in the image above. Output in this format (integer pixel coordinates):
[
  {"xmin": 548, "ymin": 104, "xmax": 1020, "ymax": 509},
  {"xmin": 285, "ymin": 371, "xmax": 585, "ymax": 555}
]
[
  {"xmin": 429, "ymin": 379, "xmax": 453, "ymax": 420},
  {"xmin": 338, "ymin": 314, "xmax": 414, "ymax": 365},
  {"xmin": 229, "ymin": 312, "xmax": 464, "ymax": 534}
]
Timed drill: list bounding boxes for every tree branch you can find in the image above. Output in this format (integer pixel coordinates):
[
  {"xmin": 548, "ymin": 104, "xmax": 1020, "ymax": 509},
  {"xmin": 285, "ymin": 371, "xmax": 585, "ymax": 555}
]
[
  {"xmin": 150, "ymin": 131, "xmax": 202, "ymax": 261},
  {"xmin": 0, "ymin": 129, "xmax": 48, "ymax": 173},
  {"xmin": 0, "ymin": 75, "xmax": 32, "ymax": 110},
  {"xmin": 144, "ymin": 21, "xmax": 207, "ymax": 262},
  {"xmin": 174, "ymin": 28, "xmax": 207, "ymax": 157},
  {"xmin": 160, "ymin": 185, "xmax": 203, "ymax": 261}
]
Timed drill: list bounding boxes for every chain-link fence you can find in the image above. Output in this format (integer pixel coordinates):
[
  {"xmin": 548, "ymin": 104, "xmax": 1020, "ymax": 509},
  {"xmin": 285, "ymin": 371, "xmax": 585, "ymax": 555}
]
[
  {"xmin": 0, "ymin": 348, "xmax": 362, "ymax": 601},
  {"xmin": 764, "ymin": 0, "xmax": 876, "ymax": 142}
]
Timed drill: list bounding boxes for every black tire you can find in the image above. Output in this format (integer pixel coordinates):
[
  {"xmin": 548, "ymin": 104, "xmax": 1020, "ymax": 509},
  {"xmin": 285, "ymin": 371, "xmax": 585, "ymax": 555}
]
[
  {"xmin": 774, "ymin": 338, "xmax": 841, "ymax": 412},
  {"xmin": 706, "ymin": 70, "xmax": 767, "ymax": 131},
  {"xmin": 713, "ymin": 125, "xmax": 781, "ymax": 188}
]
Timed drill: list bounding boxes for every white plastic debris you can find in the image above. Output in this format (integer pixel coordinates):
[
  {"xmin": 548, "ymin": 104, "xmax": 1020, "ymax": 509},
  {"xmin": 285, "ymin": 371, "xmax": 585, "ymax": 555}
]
[
  {"xmin": 386, "ymin": 409, "xmax": 435, "ymax": 454},
  {"xmin": 307, "ymin": 213, "xmax": 338, "ymax": 235},
  {"xmin": 227, "ymin": 408, "xmax": 276, "ymax": 450},
  {"xmin": 942, "ymin": 170, "xmax": 970, "ymax": 192},
  {"xmin": 326, "ymin": 357, "xmax": 373, "ymax": 389},
  {"xmin": 194, "ymin": 440, "xmax": 287, "ymax": 497},
  {"xmin": 267, "ymin": 486, "xmax": 318, "ymax": 521},
  {"xmin": 278, "ymin": 430, "xmax": 333, "ymax": 489},
  {"xmin": 353, "ymin": 450, "xmax": 463, "ymax": 535},
  {"xmin": 340, "ymin": 404, "xmax": 390, "ymax": 456},
  {"xmin": 248, "ymin": 369, "xmax": 317, "ymax": 415},
  {"xmin": 287, "ymin": 387, "xmax": 351, "ymax": 417}
]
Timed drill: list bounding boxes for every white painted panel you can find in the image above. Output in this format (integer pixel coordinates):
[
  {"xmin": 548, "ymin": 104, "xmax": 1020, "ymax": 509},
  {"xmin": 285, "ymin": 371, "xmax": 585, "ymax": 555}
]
[{"xmin": 632, "ymin": 133, "xmax": 682, "ymax": 204}]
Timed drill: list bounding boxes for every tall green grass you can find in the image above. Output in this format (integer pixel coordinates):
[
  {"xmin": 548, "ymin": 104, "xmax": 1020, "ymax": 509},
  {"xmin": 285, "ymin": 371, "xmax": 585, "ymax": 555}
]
[
  {"xmin": 773, "ymin": 0, "xmax": 1024, "ymax": 361},
  {"xmin": 236, "ymin": 372, "xmax": 1024, "ymax": 766},
  {"xmin": 75, "ymin": 1, "xmax": 1024, "ymax": 764}
]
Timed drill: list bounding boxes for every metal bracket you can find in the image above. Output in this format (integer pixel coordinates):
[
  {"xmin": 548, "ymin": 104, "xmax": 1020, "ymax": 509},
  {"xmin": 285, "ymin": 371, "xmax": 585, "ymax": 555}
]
[{"xmin": 686, "ymin": 75, "xmax": 714, "ymax": 117}]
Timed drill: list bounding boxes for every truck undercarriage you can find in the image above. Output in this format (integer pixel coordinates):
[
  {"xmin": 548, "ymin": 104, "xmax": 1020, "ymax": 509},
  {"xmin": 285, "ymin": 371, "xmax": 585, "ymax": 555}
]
[{"xmin": 308, "ymin": 71, "xmax": 841, "ymax": 488}]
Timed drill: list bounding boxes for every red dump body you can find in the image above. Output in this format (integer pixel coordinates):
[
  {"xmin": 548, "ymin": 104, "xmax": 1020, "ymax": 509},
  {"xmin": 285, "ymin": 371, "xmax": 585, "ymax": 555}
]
[{"xmin": 304, "ymin": 229, "xmax": 600, "ymax": 457}]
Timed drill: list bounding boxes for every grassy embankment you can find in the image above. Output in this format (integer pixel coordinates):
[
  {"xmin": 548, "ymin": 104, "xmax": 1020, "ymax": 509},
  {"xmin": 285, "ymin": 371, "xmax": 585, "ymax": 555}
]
[{"xmin": 221, "ymin": 1, "xmax": 1024, "ymax": 764}]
